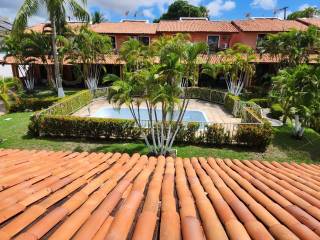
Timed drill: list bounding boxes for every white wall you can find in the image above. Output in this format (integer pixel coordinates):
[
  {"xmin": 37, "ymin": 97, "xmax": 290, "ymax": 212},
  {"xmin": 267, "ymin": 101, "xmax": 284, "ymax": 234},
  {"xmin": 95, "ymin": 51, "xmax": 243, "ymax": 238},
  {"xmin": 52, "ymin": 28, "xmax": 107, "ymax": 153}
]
[{"xmin": 0, "ymin": 53, "xmax": 13, "ymax": 78}]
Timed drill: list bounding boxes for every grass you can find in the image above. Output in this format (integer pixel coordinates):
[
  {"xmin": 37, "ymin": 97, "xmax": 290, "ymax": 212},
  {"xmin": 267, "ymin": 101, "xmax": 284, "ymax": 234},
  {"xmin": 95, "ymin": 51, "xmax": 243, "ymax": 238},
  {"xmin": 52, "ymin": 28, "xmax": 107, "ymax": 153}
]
[
  {"xmin": 0, "ymin": 112, "xmax": 319, "ymax": 163},
  {"xmin": 18, "ymin": 88, "xmax": 78, "ymax": 99}
]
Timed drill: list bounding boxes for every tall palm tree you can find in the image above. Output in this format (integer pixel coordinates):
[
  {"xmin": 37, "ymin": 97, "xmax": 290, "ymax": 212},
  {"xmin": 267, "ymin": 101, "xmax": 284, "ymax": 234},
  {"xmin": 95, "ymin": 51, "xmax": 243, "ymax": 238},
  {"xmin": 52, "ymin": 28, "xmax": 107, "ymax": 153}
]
[
  {"xmin": 91, "ymin": 11, "xmax": 107, "ymax": 24},
  {"xmin": 0, "ymin": 77, "xmax": 10, "ymax": 111},
  {"xmin": 13, "ymin": 0, "xmax": 89, "ymax": 97}
]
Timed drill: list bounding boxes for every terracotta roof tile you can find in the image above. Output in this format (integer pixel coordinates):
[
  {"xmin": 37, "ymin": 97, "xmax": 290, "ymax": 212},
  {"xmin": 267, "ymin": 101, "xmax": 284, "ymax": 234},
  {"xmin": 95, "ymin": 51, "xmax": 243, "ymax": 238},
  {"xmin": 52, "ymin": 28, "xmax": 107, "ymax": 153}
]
[
  {"xmin": 298, "ymin": 18, "xmax": 320, "ymax": 28},
  {"xmin": 0, "ymin": 149, "xmax": 319, "ymax": 239},
  {"xmin": 91, "ymin": 21, "xmax": 157, "ymax": 34},
  {"xmin": 232, "ymin": 19, "xmax": 308, "ymax": 32},
  {"xmin": 157, "ymin": 19, "xmax": 238, "ymax": 33}
]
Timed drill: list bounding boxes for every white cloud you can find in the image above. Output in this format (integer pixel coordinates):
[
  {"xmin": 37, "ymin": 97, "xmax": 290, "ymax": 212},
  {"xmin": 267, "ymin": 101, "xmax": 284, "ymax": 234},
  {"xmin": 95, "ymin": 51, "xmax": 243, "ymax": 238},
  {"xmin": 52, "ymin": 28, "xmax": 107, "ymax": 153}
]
[
  {"xmin": 298, "ymin": 3, "xmax": 317, "ymax": 11},
  {"xmin": 0, "ymin": 0, "xmax": 47, "ymax": 25},
  {"xmin": 206, "ymin": 0, "xmax": 236, "ymax": 17},
  {"xmin": 299, "ymin": 4, "xmax": 310, "ymax": 11},
  {"xmin": 142, "ymin": 9, "xmax": 155, "ymax": 19},
  {"xmin": 251, "ymin": 0, "xmax": 277, "ymax": 10}
]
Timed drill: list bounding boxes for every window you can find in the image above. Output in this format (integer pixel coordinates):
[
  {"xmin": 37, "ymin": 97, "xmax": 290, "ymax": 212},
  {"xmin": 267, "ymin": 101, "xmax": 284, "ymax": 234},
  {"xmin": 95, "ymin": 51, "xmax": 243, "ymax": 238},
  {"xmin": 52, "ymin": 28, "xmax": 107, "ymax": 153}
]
[
  {"xmin": 208, "ymin": 36, "xmax": 220, "ymax": 53},
  {"xmin": 109, "ymin": 36, "xmax": 116, "ymax": 49},
  {"xmin": 138, "ymin": 36, "xmax": 150, "ymax": 46},
  {"xmin": 257, "ymin": 34, "xmax": 267, "ymax": 46},
  {"xmin": 132, "ymin": 36, "xmax": 150, "ymax": 46}
]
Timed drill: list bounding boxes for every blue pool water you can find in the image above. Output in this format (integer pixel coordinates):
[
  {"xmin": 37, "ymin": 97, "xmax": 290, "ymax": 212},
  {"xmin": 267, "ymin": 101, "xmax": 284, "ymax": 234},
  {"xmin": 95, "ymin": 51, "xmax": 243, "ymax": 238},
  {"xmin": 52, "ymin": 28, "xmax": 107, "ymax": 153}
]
[{"xmin": 92, "ymin": 107, "xmax": 208, "ymax": 123}]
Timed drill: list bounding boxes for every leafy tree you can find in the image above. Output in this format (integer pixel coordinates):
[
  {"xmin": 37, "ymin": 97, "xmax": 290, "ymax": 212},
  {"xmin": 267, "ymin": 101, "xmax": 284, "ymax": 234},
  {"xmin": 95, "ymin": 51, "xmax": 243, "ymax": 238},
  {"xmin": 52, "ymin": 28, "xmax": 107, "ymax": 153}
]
[
  {"xmin": 287, "ymin": 7, "xmax": 320, "ymax": 20},
  {"xmin": 13, "ymin": 0, "xmax": 89, "ymax": 97},
  {"xmin": 271, "ymin": 64, "xmax": 320, "ymax": 138},
  {"xmin": 0, "ymin": 77, "xmax": 10, "ymax": 111},
  {"xmin": 259, "ymin": 26, "xmax": 320, "ymax": 67},
  {"xmin": 104, "ymin": 34, "xmax": 207, "ymax": 155},
  {"xmin": 91, "ymin": 11, "xmax": 107, "ymax": 24},
  {"xmin": 66, "ymin": 26, "xmax": 112, "ymax": 89},
  {"xmin": 202, "ymin": 43, "xmax": 256, "ymax": 96},
  {"xmin": 1, "ymin": 33, "xmax": 37, "ymax": 92},
  {"xmin": 154, "ymin": 0, "xmax": 209, "ymax": 22},
  {"xmin": 22, "ymin": 31, "xmax": 55, "ymax": 88}
]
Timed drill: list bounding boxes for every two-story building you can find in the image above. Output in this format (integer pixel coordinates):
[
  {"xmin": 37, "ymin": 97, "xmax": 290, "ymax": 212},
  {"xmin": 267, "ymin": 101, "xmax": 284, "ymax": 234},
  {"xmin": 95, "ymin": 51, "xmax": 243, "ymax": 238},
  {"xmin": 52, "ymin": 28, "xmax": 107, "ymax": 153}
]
[{"xmin": 1, "ymin": 17, "xmax": 316, "ymax": 88}]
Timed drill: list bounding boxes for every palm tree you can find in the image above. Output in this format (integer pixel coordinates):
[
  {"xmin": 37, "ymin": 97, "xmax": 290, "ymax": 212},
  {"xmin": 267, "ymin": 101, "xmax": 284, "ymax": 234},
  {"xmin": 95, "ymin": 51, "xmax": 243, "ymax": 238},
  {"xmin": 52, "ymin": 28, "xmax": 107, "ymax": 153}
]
[
  {"xmin": 91, "ymin": 11, "xmax": 107, "ymax": 24},
  {"xmin": 104, "ymin": 34, "xmax": 207, "ymax": 155},
  {"xmin": 0, "ymin": 77, "xmax": 10, "ymax": 112},
  {"xmin": 23, "ymin": 30, "xmax": 55, "ymax": 88},
  {"xmin": 13, "ymin": 0, "xmax": 89, "ymax": 97},
  {"xmin": 67, "ymin": 26, "xmax": 112, "ymax": 90},
  {"xmin": 202, "ymin": 43, "xmax": 255, "ymax": 96}
]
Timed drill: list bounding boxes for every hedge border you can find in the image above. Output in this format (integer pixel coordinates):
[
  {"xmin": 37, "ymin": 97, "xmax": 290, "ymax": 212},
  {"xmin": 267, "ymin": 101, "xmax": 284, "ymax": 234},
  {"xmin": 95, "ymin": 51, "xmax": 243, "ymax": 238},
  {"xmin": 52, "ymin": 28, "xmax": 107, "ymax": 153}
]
[{"xmin": 29, "ymin": 87, "xmax": 272, "ymax": 150}]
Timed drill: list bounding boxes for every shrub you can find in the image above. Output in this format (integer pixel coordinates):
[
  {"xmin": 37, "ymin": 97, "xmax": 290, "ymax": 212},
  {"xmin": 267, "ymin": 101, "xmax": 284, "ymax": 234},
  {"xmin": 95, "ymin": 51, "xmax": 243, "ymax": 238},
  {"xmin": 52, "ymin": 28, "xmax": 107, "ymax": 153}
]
[
  {"xmin": 235, "ymin": 121, "xmax": 273, "ymax": 150},
  {"xmin": 249, "ymin": 98, "xmax": 271, "ymax": 108},
  {"xmin": 10, "ymin": 97, "xmax": 59, "ymax": 112},
  {"xmin": 43, "ymin": 90, "xmax": 92, "ymax": 115},
  {"xmin": 205, "ymin": 124, "xmax": 230, "ymax": 145},
  {"xmin": 270, "ymin": 103, "xmax": 284, "ymax": 120},
  {"xmin": 224, "ymin": 94, "xmax": 240, "ymax": 114},
  {"xmin": 34, "ymin": 115, "xmax": 141, "ymax": 139},
  {"xmin": 185, "ymin": 87, "xmax": 226, "ymax": 104}
]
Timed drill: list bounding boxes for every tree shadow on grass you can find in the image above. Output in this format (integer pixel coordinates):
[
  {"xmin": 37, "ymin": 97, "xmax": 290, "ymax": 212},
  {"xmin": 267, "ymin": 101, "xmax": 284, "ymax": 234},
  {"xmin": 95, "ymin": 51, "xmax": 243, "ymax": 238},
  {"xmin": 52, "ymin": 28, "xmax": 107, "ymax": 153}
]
[{"xmin": 272, "ymin": 126, "xmax": 320, "ymax": 162}]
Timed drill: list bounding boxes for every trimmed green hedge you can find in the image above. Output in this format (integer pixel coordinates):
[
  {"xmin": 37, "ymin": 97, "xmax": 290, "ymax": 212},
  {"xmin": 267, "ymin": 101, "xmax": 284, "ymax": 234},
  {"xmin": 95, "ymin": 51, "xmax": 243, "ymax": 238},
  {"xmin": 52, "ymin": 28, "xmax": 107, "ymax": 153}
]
[
  {"xmin": 185, "ymin": 87, "xmax": 227, "ymax": 104},
  {"xmin": 28, "ymin": 87, "xmax": 272, "ymax": 150},
  {"xmin": 10, "ymin": 97, "xmax": 60, "ymax": 112},
  {"xmin": 249, "ymin": 98, "xmax": 271, "ymax": 108},
  {"xmin": 270, "ymin": 103, "xmax": 284, "ymax": 120},
  {"xmin": 35, "ymin": 115, "xmax": 142, "ymax": 140},
  {"xmin": 29, "ymin": 115, "xmax": 272, "ymax": 150},
  {"xmin": 235, "ymin": 121, "xmax": 272, "ymax": 150},
  {"xmin": 42, "ymin": 90, "xmax": 92, "ymax": 115},
  {"xmin": 224, "ymin": 94, "xmax": 240, "ymax": 113}
]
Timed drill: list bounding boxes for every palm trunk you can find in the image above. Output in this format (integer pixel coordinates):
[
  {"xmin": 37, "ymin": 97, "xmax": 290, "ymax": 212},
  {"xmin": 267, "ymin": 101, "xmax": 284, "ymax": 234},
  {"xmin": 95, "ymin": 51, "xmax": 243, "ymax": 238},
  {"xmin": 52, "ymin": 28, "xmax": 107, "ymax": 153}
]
[{"xmin": 51, "ymin": 18, "xmax": 65, "ymax": 97}]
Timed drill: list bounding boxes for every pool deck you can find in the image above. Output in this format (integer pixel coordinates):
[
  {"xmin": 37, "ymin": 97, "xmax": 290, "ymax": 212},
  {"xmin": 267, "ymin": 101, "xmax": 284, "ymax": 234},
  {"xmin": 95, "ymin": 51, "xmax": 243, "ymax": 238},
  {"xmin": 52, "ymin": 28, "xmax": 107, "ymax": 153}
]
[{"xmin": 73, "ymin": 98, "xmax": 241, "ymax": 124}]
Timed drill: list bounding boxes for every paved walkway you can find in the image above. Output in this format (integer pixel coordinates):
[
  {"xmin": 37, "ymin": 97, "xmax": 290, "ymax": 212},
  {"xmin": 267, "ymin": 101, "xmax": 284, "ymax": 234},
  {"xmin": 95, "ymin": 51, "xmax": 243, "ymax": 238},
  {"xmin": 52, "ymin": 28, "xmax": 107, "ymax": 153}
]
[{"xmin": 74, "ymin": 98, "xmax": 241, "ymax": 124}]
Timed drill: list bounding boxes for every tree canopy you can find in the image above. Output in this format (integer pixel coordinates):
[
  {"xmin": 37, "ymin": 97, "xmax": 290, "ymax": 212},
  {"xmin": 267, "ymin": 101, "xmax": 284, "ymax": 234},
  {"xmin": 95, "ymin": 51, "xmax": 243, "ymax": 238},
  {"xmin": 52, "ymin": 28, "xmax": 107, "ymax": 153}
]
[
  {"xmin": 287, "ymin": 7, "xmax": 320, "ymax": 20},
  {"xmin": 153, "ymin": 0, "xmax": 209, "ymax": 22},
  {"xmin": 104, "ymin": 34, "xmax": 208, "ymax": 155},
  {"xmin": 259, "ymin": 26, "xmax": 320, "ymax": 67},
  {"xmin": 91, "ymin": 11, "xmax": 107, "ymax": 24},
  {"xmin": 271, "ymin": 64, "xmax": 320, "ymax": 137}
]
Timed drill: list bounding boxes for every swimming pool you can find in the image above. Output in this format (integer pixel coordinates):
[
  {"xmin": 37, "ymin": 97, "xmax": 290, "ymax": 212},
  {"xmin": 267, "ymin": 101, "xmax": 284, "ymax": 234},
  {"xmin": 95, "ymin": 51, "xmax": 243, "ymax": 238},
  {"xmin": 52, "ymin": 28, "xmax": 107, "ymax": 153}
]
[{"xmin": 92, "ymin": 107, "xmax": 208, "ymax": 123}]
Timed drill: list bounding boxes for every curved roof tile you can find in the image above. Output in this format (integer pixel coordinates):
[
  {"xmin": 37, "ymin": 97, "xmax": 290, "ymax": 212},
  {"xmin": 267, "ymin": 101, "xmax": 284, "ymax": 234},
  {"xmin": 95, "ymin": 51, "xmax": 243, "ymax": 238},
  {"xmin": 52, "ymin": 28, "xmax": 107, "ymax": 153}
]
[{"xmin": 0, "ymin": 149, "xmax": 319, "ymax": 239}]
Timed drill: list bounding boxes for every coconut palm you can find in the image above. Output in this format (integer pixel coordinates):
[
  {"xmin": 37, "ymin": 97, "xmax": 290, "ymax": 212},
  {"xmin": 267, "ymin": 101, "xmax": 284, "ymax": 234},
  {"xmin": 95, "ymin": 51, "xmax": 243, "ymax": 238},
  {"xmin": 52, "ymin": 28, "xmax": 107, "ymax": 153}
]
[
  {"xmin": 91, "ymin": 11, "xmax": 107, "ymax": 24},
  {"xmin": 66, "ymin": 26, "xmax": 112, "ymax": 90},
  {"xmin": 271, "ymin": 64, "xmax": 320, "ymax": 137},
  {"xmin": 23, "ymin": 30, "xmax": 55, "ymax": 88},
  {"xmin": 0, "ymin": 77, "xmax": 10, "ymax": 111},
  {"xmin": 104, "ymin": 34, "xmax": 207, "ymax": 155},
  {"xmin": 259, "ymin": 26, "xmax": 320, "ymax": 68},
  {"xmin": 202, "ymin": 43, "xmax": 255, "ymax": 96},
  {"xmin": 13, "ymin": 0, "xmax": 89, "ymax": 97}
]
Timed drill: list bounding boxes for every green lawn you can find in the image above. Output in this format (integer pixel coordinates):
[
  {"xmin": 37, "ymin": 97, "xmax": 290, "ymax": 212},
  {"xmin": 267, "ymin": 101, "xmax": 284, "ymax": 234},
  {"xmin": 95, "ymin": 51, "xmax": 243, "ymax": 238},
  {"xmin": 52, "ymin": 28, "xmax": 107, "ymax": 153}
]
[{"xmin": 0, "ymin": 112, "xmax": 319, "ymax": 163}]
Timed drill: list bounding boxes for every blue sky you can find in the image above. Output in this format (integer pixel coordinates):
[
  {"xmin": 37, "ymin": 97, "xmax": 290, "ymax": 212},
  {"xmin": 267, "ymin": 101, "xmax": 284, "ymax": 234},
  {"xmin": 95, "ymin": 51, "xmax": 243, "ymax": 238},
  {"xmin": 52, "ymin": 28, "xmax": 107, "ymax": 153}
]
[
  {"xmin": 88, "ymin": 0, "xmax": 319, "ymax": 22},
  {"xmin": 1, "ymin": 0, "xmax": 319, "ymax": 25}
]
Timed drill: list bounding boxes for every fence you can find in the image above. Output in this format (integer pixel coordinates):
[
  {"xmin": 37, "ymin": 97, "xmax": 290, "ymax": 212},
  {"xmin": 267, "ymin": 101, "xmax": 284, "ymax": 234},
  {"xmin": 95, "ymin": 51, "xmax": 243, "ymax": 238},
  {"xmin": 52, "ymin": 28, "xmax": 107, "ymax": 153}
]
[{"xmin": 30, "ymin": 86, "xmax": 270, "ymax": 149}]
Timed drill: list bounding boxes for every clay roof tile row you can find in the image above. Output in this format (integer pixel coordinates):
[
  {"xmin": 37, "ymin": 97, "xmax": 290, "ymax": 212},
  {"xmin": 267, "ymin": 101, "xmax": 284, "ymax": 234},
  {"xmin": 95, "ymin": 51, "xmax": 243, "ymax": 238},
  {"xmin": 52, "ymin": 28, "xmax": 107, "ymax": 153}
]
[
  {"xmin": 0, "ymin": 149, "xmax": 319, "ymax": 239},
  {"xmin": 27, "ymin": 18, "xmax": 314, "ymax": 36}
]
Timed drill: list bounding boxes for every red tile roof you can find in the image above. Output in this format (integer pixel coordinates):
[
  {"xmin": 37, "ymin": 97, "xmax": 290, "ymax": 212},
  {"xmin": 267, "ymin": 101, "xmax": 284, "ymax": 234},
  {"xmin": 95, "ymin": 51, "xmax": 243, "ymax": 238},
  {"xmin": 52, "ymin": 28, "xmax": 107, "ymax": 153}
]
[
  {"xmin": 27, "ymin": 22, "xmax": 86, "ymax": 33},
  {"xmin": 91, "ymin": 22, "xmax": 158, "ymax": 34},
  {"xmin": 297, "ymin": 18, "xmax": 320, "ymax": 28},
  {"xmin": 232, "ymin": 19, "xmax": 308, "ymax": 32},
  {"xmin": 157, "ymin": 20, "xmax": 239, "ymax": 33},
  {"xmin": 0, "ymin": 149, "xmax": 320, "ymax": 239}
]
